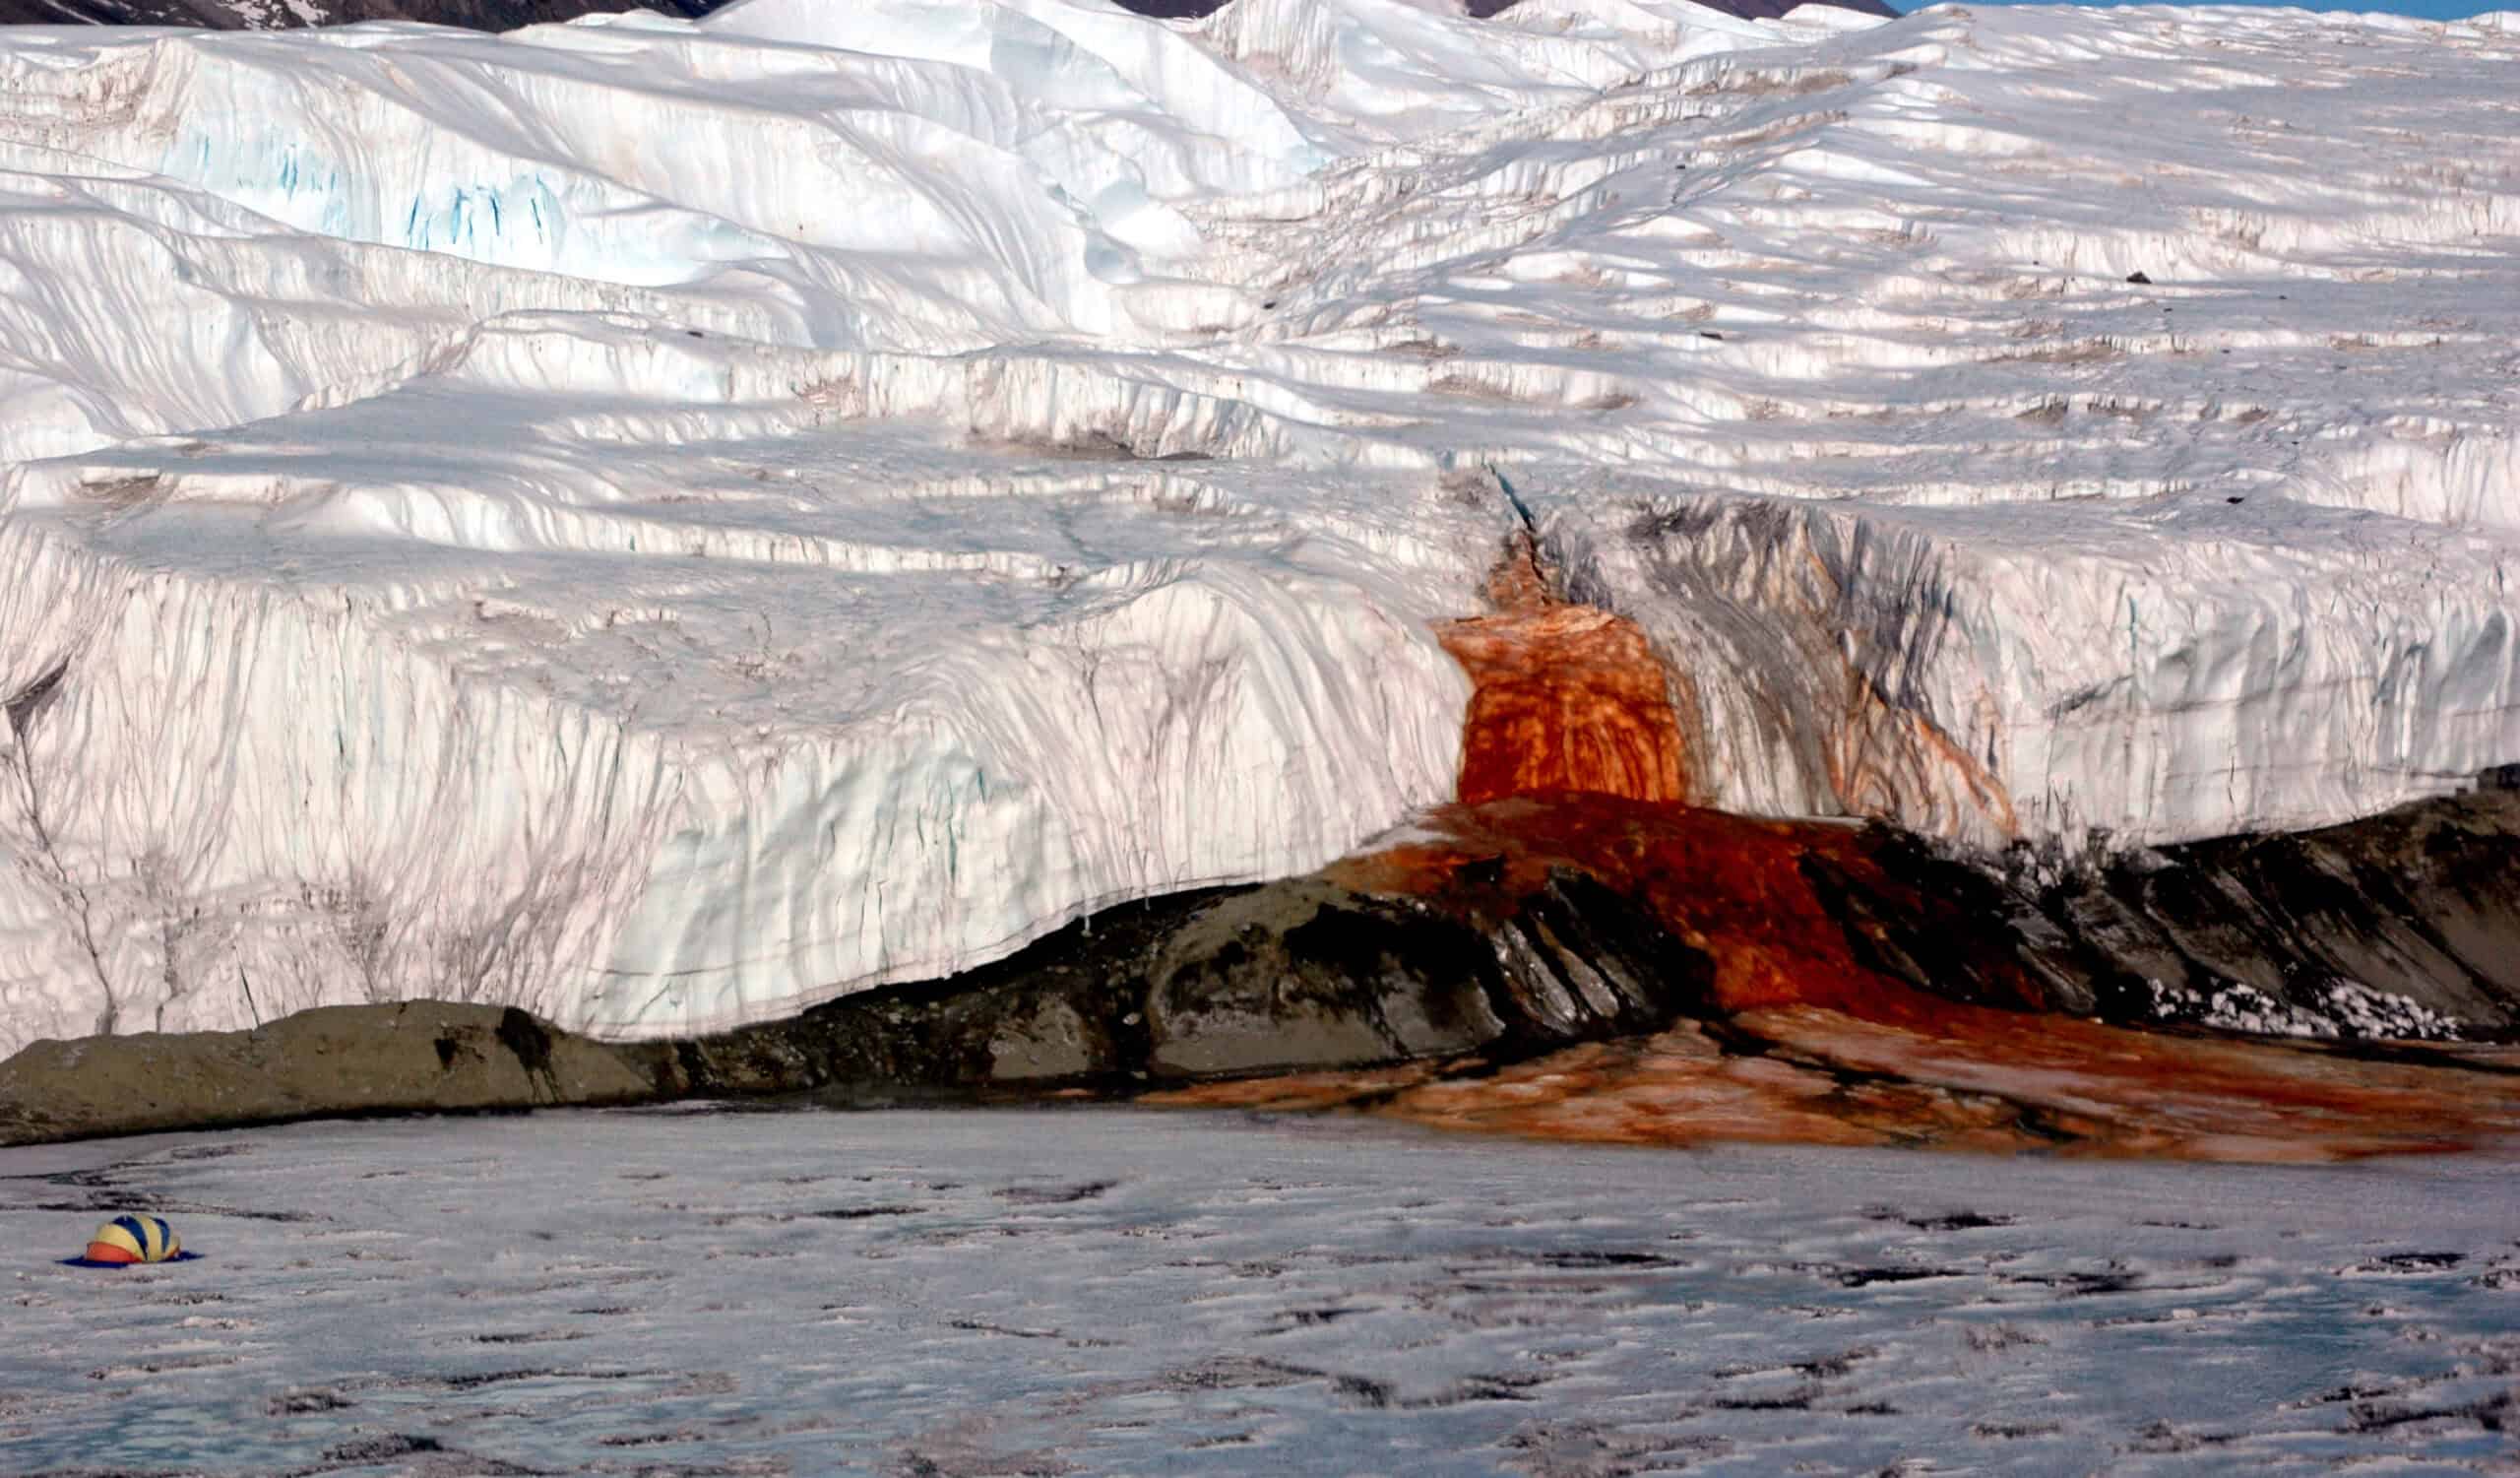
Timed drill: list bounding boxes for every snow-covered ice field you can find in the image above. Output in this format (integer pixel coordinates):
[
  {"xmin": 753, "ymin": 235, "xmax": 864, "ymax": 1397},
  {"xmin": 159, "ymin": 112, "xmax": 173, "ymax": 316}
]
[{"xmin": 2, "ymin": 1109, "xmax": 2516, "ymax": 1474}]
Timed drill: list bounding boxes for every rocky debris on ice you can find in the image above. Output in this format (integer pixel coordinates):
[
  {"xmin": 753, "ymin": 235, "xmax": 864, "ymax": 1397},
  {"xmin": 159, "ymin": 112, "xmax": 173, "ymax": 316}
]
[{"xmin": 0, "ymin": 0, "xmax": 2515, "ymax": 1053}]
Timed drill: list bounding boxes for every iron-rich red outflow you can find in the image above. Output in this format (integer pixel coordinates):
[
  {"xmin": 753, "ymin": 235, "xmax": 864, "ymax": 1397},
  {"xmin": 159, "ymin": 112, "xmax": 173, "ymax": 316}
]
[
  {"xmin": 1437, "ymin": 543, "xmax": 1689, "ymax": 806},
  {"xmin": 1294, "ymin": 796, "xmax": 2520, "ymax": 1161},
  {"xmin": 1191, "ymin": 550, "xmax": 2520, "ymax": 1161}
]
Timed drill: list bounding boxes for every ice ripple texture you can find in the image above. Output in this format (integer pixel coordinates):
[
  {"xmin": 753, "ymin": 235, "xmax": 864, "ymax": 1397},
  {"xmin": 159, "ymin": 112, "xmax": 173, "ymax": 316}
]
[{"xmin": 1, "ymin": 0, "xmax": 2517, "ymax": 1052}]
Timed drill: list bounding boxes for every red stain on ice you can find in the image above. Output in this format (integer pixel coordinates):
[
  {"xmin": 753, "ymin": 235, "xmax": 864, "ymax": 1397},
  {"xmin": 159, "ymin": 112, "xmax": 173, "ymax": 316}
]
[
  {"xmin": 1154, "ymin": 548, "xmax": 2520, "ymax": 1162},
  {"xmin": 1438, "ymin": 540, "xmax": 1689, "ymax": 807}
]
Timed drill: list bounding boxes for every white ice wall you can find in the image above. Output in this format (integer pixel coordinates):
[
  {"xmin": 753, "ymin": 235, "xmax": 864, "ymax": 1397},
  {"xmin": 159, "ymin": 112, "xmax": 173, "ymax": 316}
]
[
  {"xmin": 0, "ymin": 493, "xmax": 1474, "ymax": 1050},
  {"xmin": 2, "ymin": 0, "xmax": 2517, "ymax": 1053},
  {"xmin": 1554, "ymin": 487, "xmax": 2520, "ymax": 852}
]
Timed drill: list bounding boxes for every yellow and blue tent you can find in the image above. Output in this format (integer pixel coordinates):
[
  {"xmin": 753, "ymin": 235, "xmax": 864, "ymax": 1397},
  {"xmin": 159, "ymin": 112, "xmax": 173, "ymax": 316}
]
[{"xmin": 67, "ymin": 1214, "xmax": 194, "ymax": 1267}]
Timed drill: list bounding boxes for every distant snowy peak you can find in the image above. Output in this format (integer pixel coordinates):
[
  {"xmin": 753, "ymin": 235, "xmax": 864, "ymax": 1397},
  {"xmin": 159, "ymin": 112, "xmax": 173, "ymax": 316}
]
[
  {"xmin": 0, "ymin": 0, "xmax": 1893, "ymax": 33},
  {"xmin": 1137, "ymin": 0, "xmax": 1895, "ymax": 26},
  {"xmin": 1175, "ymin": 0, "xmax": 1876, "ymax": 144},
  {"xmin": 704, "ymin": 0, "xmax": 1329, "ymax": 179}
]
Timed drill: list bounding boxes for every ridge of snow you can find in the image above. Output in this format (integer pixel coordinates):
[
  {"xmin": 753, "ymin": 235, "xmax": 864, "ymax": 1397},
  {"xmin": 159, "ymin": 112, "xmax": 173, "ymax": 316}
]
[{"xmin": 2, "ymin": 0, "xmax": 2517, "ymax": 1054}]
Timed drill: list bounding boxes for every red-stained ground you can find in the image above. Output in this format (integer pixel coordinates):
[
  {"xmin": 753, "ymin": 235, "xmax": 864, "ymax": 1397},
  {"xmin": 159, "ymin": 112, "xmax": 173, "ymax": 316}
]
[{"xmin": 1154, "ymin": 554, "xmax": 2520, "ymax": 1162}]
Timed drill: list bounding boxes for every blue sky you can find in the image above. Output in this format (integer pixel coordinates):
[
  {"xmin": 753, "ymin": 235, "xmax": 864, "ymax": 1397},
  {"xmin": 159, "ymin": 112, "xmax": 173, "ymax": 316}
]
[{"xmin": 1887, "ymin": 0, "xmax": 2503, "ymax": 16}]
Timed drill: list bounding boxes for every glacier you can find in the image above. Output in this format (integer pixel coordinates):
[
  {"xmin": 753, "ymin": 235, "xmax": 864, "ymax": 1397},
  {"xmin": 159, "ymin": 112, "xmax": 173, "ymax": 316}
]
[{"xmin": 0, "ymin": 0, "xmax": 2515, "ymax": 1057}]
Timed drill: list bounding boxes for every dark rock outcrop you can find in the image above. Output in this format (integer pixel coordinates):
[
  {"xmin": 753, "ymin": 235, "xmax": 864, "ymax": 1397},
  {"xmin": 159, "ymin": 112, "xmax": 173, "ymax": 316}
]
[
  {"xmin": 656, "ymin": 865, "xmax": 1711, "ymax": 1101},
  {"xmin": 0, "ymin": 865, "xmax": 1715, "ymax": 1144},
  {"xmin": 1907, "ymin": 790, "xmax": 2520, "ymax": 1039},
  {"xmin": 2, "ymin": 789, "xmax": 2514, "ymax": 1151},
  {"xmin": 0, "ymin": 1000, "xmax": 657, "ymax": 1145}
]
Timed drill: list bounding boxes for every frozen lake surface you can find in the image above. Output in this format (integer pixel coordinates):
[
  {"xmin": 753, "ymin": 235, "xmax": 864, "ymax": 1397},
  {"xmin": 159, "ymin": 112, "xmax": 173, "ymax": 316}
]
[{"xmin": 2, "ymin": 1107, "xmax": 2515, "ymax": 1475}]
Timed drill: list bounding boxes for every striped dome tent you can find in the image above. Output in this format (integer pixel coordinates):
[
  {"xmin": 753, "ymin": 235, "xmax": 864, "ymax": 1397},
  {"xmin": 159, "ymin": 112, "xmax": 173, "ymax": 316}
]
[{"xmin": 85, "ymin": 1214, "xmax": 180, "ymax": 1265}]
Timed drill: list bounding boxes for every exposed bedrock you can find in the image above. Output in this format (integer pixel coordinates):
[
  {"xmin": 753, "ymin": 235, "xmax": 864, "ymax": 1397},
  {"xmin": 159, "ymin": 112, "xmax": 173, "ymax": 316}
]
[
  {"xmin": 0, "ymin": 1000, "xmax": 656, "ymax": 1146},
  {"xmin": 652, "ymin": 787, "xmax": 2520, "ymax": 1166},
  {"xmin": 1951, "ymin": 791, "xmax": 2520, "ymax": 1038},
  {"xmin": 657, "ymin": 859, "xmax": 1704, "ymax": 1102},
  {"xmin": 7, "ymin": 788, "xmax": 2519, "ymax": 1150}
]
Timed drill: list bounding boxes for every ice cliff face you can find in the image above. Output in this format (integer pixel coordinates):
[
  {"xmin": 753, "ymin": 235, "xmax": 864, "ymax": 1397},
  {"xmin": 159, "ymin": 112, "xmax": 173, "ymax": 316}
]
[{"xmin": 0, "ymin": 0, "xmax": 2515, "ymax": 1056}]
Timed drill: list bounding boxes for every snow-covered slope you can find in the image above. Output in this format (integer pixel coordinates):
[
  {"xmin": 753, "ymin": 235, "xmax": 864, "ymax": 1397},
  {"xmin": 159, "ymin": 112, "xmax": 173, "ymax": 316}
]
[{"xmin": 1, "ymin": 0, "xmax": 2515, "ymax": 1056}]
